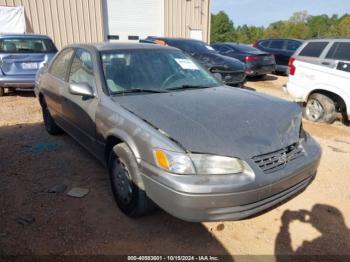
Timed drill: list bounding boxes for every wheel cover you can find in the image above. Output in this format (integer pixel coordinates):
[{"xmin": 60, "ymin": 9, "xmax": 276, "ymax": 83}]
[
  {"xmin": 112, "ymin": 160, "xmax": 133, "ymax": 205},
  {"xmin": 306, "ymin": 99, "xmax": 325, "ymax": 121}
]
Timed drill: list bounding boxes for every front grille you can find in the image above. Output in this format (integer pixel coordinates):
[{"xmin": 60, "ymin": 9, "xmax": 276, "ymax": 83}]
[{"xmin": 253, "ymin": 143, "xmax": 304, "ymax": 174}]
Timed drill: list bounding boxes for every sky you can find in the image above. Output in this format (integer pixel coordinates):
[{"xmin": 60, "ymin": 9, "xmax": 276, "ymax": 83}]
[{"xmin": 212, "ymin": 0, "xmax": 350, "ymax": 27}]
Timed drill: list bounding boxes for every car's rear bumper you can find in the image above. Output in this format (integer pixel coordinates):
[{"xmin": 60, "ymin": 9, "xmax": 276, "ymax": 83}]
[
  {"xmin": 0, "ymin": 75, "xmax": 36, "ymax": 89},
  {"xmin": 247, "ymin": 64, "xmax": 276, "ymax": 76},
  {"xmin": 275, "ymin": 65, "xmax": 289, "ymax": 74},
  {"xmin": 141, "ymin": 136, "xmax": 321, "ymax": 222}
]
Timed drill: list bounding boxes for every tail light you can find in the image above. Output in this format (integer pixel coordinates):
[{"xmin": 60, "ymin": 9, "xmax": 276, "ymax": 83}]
[
  {"xmin": 289, "ymin": 57, "xmax": 296, "ymax": 75},
  {"xmin": 245, "ymin": 56, "xmax": 258, "ymax": 61}
]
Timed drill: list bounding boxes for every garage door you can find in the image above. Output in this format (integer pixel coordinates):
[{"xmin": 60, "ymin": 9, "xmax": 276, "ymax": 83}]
[{"xmin": 105, "ymin": 0, "xmax": 163, "ymax": 42}]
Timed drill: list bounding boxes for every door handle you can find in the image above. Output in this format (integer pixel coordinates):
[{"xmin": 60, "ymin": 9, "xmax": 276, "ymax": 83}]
[{"xmin": 322, "ymin": 62, "xmax": 330, "ymax": 66}]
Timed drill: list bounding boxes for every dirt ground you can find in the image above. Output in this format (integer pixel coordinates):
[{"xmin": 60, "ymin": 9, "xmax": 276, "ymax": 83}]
[{"xmin": 1, "ymin": 76, "xmax": 350, "ymax": 258}]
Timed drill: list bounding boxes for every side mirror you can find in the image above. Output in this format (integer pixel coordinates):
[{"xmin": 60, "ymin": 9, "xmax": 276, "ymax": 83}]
[{"xmin": 69, "ymin": 83, "xmax": 95, "ymax": 98}]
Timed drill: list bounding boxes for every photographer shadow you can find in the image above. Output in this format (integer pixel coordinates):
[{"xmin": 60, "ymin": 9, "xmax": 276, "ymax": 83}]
[{"xmin": 275, "ymin": 204, "xmax": 350, "ymax": 257}]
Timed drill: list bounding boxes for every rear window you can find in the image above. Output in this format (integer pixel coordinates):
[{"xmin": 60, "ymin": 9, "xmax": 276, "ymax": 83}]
[
  {"xmin": 168, "ymin": 40, "xmax": 216, "ymax": 54},
  {"xmin": 0, "ymin": 37, "xmax": 57, "ymax": 53},
  {"xmin": 269, "ymin": 40, "xmax": 285, "ymax": 50},
  {"xmin": 299, "ymin": 42, "xmax": 329, "ymax": 57},
  {"xmin": 287, "ymin": 40, "xmax": 302, "ymax": 51},
  {"xmin": 326, "ymin": 42, "xmax": 350, "ymax": 61},
  {"xmin": 230, "ymin": 44, "xmax": 258, "ymax": 52}
]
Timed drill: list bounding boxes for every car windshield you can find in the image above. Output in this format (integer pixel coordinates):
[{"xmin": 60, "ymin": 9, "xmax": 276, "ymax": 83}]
[
  {"xmin": 101, "ymin": 50, "xmax": 220, "ymax": 94},
  {"xmin": 0, "ymin": 38, "xmax": 57, "ymax": 53}
]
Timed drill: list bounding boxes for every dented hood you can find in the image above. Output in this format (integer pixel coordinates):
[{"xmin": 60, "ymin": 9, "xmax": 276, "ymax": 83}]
[{"xmin": 114, "ymin": 86, "xmax": 302, "ymax": 159}]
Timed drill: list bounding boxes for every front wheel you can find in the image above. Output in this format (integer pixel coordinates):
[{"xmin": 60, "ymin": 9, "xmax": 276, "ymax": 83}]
[
  {"xmin": 303, "ymin": 93, "xmax": 336, "ymax": 124},
  {"xmin": 109, "ymin": 143, "xmax": 155, "ymax": 218},
  {"xmin": 0, "ymin": 88, "xmax": 4, "ymax": 97}
]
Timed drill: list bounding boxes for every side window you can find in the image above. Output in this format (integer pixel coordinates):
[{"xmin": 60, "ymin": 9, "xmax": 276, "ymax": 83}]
[
  {"xmin": 299, "ymin": 42, "xmax": 329, "ymax": 57},
  {"xmin": 269, "ymin": 40, "xmax": 285, "ymax": 50},
  {"xmin": 326, "ymin": 42, "xmax": 350, "ymax": 61},
  {"xmin": 68, "ymin": 49, "xmax": 96, "ymax": 89},
  {"xmin": 260, "ymin": 40, "xmax": 270, "ymax": 47},
  {"xmin": 49, "ymin": 48, "xmax": 75, "ymax": 81},
  {"xmin": 287, "ymin": 41, "xmax": 302, "ymax": 52}
]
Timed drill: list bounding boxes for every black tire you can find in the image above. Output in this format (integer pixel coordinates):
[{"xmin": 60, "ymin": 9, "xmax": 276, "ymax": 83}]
[
  {"xmin": 108, "ymin": 143, "xmax": 155, "ymax": 218},
  {"xmin": 0, "ymin": 88, "xmax": 4, "ymax": 97},
  {"xmin": 41, "ymin": 100, "xmax": 64, "ymax": 135},
  {"xmin": 303, "ymin": 93, "xmax": 336, "ymax": 124}
]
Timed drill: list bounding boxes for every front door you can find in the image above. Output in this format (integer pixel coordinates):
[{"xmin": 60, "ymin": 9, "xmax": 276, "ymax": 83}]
[{"xmin": 61, "ymin": 48, "xmax": 99, "ymax": 155}]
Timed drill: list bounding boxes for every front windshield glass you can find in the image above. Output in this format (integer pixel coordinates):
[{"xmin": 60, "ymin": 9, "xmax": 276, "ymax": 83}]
[{"xmin": 101, "ymin": 50, "xmax": 220, "ymax": 94}]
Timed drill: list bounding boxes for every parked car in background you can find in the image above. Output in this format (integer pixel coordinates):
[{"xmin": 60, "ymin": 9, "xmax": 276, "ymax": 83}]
[
  {"xmin": 141, "ymin": 37, "xmax": 246, "ymax": 87},
  {"xmin": 35, "ymin": 43, "xmax": 321, "ymax": 222},
  {"xmin": 254, "ymin": 38, "xmax": 303, "ymax": 74},
  {"xmin": 285, "ymin": 38, "xmax": 350, "ymax": 124},
  {"xmin": 212, "ymin": 42, "xmax": 276, "ymax": 77},
  {"xmin": 0, "ymin": 34, "xmax": 57, "ymax": 96}
]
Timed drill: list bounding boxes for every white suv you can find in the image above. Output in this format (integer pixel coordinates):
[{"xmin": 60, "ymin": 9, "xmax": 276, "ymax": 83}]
[{"xmin": 284, "ymin": 39, "xmax": 350, "ymax": 124}]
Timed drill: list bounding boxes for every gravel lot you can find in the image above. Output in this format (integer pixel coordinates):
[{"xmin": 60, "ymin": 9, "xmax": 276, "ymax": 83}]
[{"xmin": 1, "ymin": 76, "xmax": 350, "ymax": 257}]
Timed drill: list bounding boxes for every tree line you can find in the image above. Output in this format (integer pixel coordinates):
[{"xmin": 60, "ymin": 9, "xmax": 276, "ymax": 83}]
[{"xmin": 211, "ymin": 11, "xmax": 350, "ymax": 44}]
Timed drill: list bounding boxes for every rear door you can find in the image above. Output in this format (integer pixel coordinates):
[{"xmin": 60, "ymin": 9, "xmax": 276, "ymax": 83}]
[
  {"xmin": 62, "ymin": 48, "xmax": 99, "ymax": 154},
  {"xmin": 0, "ymin": 37, "xmax": 57, "ymax": 75},
  {"xmin": 43, "ymin": 48, "xmax": 75, "ymax": 124}
]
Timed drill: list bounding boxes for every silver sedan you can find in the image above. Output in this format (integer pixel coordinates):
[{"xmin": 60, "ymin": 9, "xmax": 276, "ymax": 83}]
[{"xmin": 35, "ymin": 43, "xmax": 321, "ymax": 222}]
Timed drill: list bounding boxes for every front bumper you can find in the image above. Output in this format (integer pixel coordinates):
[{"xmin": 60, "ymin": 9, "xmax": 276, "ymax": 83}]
[
  {"xmin": 0, "ymin": 74, "xmax": 36, "ymax": 89},
  {"xmin": 141, "ymin": 136, "xmax": 321, "ymax": 222}
]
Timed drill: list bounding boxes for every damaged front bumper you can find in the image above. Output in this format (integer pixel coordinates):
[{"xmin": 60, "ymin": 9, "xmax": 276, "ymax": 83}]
[{"xmin": 139, "ymin": 135, "xmax": 321, "ymax": 222}]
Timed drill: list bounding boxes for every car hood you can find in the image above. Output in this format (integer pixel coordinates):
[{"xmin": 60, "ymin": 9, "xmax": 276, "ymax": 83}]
[
  {"xmin": 114, "ymin": 86, "xmax": 302, "ymax": 159},
  {"xmin": 192, "ymin": 52, "xmax": 245, "ymax": 71}
]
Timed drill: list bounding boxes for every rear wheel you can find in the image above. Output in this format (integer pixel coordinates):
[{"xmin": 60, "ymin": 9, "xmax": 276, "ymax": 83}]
[
  {"xmin": 304, "ymin": 93, "xmax": 336, "ymax": 124},
  {"xmin": 41, "ymin": 98, "xmax": 63, "ymax": 135},
  {"xmin": 0, "ymin": 88, "xmax": 4, "ymax": 97},
  {"xmin": 109, "ymin": 143, "xmax": 155, "ymax": 218}
]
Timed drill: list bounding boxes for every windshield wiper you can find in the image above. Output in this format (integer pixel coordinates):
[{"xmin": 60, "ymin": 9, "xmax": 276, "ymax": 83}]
[
  {"xmin": 166, "ymin": 85, "xmax": 213, "ymax": 91},
  {"xmin": 112, "ymin": 88, "xmax": 169, "ymax": 95}
]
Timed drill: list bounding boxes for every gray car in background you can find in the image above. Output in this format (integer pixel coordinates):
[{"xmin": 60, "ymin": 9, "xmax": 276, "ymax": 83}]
[
  {"xmin": 35, "ymin": 43, "xmax": 321, "ymax": 222},
  {"xmin": 0, "ymin": 34, "xmax": 57, "ymax": 96}
]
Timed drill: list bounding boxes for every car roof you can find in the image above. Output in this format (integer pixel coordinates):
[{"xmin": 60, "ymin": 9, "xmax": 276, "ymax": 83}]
[
  {"xmin": 66, "ymin": 42, "xmax": 179, "ymax": 52},
  {"xmin": 146, "ymin": 36, "xmax": 206, "ymax": 44},
  {"xmin": 305, "ymin": 37, "xmax": 350, "ymax": 42},
  {"xmin": 258, "ymin": 38, "xmax": 303, "ymax": 42},
  {"xmin": 0, "ymin": 33, "xmax": 52, "ymax": 39}
]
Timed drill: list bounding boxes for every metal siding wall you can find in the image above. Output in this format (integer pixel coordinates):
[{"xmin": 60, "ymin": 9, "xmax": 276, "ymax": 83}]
[
  {"xmin": 0, "ymin": 0, "xmax": 104, "ymax": 49},
  {"xmin": 164, "ymin": 0, "xmax": 210, "ymax": 43}
]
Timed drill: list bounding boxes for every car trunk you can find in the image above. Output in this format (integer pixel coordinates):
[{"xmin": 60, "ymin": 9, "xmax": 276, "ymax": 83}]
[
  {"xmin": 250, "ymin": 54, "xmax": 275, "ymax": 65},
  {"xmin": 0, "ymin": 54, "xmax": 47, "ymax": 75}
]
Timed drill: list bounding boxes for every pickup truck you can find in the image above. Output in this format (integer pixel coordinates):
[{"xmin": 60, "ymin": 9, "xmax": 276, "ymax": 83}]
[{"xmin": 285, "ymin": 59, "xmax": 350, "ymax": 124}]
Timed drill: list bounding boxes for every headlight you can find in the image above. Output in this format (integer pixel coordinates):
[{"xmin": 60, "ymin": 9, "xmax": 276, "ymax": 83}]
[
  {"xmin": 153, "ymin": 149, "xmax": 253, "ymax": 175},
  {"xmin": 153, "ymin": 149, "xmax": 195, "ymax": 174},
  {"xmin": 190, "ymin": 154, "xmax": 252, "ymax": 175}
]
